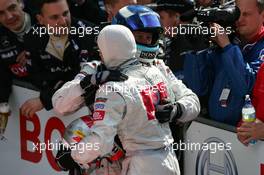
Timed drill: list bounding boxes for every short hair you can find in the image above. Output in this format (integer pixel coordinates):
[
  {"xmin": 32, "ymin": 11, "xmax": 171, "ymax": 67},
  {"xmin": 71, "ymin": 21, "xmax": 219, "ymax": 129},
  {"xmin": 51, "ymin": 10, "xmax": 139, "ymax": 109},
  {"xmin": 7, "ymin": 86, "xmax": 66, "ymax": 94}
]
[
  {"xmin": 163, "ymin": 9, "xmax": 178, "ymax": 17},
  {"xmin": 257, "ymin": 0, "xmax": 264, "ymax": 12},
  {"xmin": 36, "ymin": 0, "xmax": 64, "ymax": 14},
  {"xmin": 104, "ymin": 0, "xmax": 120, "ymax": 7}
]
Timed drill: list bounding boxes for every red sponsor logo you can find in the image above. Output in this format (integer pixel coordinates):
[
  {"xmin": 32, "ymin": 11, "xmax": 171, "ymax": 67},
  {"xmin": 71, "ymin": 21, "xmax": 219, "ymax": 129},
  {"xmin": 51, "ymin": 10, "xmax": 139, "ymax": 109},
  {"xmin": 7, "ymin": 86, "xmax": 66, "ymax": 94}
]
[
  {"xmin": 261, "ymin": 164, "xmax": 264, "ymax": 175},
  {"xmin": 72, "ymin": 136, "xmax": 82, "ymax": 143},
  {"xmin": 93, "ymin": 111, "xmax": 105, "ymax": 121},
  {"xmin": 9, "ymin": 63, "xmax": 28, "ymax": 77},
  {"xmin": 81, "ymin": 115, "xmax": 94, "ymax": 128},
  {"xmin": 140, "ymin": 82, "xmax": 169, "ymax": 120},
  {"xmin": 20, "ymin": 113, "xmax": 64, "ymax": 171}
]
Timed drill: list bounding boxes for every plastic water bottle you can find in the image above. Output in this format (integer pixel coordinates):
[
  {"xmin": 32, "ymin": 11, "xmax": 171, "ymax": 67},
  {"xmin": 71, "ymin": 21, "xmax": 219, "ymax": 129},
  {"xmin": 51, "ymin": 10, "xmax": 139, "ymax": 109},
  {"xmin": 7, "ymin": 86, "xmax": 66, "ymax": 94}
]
[
  {"xmin": 0, "ymin": 103, "xmax": 10, "ymax": 141},
  {"xmin": 241, "ymin": 95, "xmax": 257, "ymax": 145}
]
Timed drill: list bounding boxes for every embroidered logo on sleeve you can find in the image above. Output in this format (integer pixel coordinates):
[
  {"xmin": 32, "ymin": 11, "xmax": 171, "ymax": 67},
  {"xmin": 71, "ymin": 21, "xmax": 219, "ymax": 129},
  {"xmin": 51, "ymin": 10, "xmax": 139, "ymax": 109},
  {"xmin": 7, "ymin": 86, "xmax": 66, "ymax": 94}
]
[
  {"xmin": 93, "ymin": 110, "xmax": 105, "ymax": 121},
  {"xmin": 9, "ymin": 63, "xmax": 28, "ymax": 77},
  {"xmin": 95, "ymin": 97, "xmax": 108, "ymax": 103},
  {"xmin": 95, "ymin": 103, "xmax": 105, "ymax": 110}
]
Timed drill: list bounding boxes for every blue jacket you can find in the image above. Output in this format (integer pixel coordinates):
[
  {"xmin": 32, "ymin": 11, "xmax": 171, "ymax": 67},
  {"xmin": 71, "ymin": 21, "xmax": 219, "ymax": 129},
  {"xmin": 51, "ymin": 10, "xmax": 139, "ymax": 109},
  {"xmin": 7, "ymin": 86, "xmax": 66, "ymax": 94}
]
[{"xmin": 183, "ymin": 40, "xmax": 264, "ymax": 126}]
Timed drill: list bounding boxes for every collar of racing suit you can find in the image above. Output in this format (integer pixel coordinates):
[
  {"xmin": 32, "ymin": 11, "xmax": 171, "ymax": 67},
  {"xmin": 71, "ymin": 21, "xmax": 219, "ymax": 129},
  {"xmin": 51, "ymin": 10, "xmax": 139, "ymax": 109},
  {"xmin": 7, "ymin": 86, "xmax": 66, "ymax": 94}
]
[
  {"xmin": 97, "ymin": 25, "xmax": 137, "ymax": 69},
  {"xmin": 115, "ymin": 58, "xmax": 141, "ymax": 72}
]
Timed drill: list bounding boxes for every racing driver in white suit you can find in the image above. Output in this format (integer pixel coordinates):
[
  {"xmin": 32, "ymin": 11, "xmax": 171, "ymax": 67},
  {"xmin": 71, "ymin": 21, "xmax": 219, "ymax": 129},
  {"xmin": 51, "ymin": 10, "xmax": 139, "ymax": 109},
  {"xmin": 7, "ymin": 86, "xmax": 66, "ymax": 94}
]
[{"xmin": 71, "ymin": 24, "xmax": 181, "ymax": 175}]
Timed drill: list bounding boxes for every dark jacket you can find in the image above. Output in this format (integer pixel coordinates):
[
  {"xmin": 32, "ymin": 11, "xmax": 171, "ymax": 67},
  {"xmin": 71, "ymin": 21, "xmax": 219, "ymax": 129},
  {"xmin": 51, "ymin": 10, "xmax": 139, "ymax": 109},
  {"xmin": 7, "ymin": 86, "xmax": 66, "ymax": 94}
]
[
  {"xmin": 0, "ymin": 14, "xmax": 35, "ymax": 103},
  {"xmin": 24, "ymin": 18, "xmax": 99, "ymax": 110}
]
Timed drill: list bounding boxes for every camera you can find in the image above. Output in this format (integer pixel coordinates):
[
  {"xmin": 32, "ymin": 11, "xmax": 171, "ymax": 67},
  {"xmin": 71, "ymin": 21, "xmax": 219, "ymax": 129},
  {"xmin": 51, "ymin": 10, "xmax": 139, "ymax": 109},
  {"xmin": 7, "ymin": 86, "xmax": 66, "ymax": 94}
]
[
  {"xmin": 179, "ymin": 1, "xmax": 241, "ymax": 45},
  {"xmin": 180, "ymin": 5, "xmax": 240, "ymax": 27}
]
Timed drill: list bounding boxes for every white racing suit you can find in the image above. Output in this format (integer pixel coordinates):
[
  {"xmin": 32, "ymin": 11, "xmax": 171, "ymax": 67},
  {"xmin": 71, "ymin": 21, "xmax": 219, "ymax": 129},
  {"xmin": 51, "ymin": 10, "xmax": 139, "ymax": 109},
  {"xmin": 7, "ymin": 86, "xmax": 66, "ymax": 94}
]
[{"xmin": 71, "ymin": 59, "xmax": 180, "ymax": 175}]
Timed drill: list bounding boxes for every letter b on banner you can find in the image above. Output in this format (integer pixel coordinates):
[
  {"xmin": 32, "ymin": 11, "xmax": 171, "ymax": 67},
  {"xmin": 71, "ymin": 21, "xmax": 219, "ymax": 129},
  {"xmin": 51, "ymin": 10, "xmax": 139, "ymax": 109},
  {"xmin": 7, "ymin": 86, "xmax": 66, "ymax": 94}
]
[{"xmin": 20, "ymin": 113, "xmax": 65, "ymax": 171}]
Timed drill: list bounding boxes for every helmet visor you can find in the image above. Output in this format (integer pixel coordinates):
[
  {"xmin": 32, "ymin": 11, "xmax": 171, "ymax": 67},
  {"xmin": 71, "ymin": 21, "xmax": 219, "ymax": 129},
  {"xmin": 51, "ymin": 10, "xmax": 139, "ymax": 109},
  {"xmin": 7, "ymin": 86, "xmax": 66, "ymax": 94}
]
[{"xmin": 127, "ymin": 12, "xmax": 161, "ymax": 31}]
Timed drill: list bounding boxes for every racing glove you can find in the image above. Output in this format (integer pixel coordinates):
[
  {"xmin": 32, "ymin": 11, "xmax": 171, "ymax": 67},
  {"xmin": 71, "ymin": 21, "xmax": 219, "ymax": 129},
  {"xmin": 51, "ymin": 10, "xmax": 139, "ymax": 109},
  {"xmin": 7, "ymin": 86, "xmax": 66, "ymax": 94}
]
[{"xmin": 155, "ymin": 102, "xmax": 183, "ymax": 123}]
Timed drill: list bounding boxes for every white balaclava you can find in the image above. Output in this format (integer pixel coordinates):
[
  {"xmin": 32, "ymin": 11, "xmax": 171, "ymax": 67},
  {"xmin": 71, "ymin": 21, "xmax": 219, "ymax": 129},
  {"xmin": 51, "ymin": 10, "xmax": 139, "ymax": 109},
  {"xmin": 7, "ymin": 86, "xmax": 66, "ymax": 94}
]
[{"xmin": 97, "ymin": 25, "xmax": 137, "ymax": 69}]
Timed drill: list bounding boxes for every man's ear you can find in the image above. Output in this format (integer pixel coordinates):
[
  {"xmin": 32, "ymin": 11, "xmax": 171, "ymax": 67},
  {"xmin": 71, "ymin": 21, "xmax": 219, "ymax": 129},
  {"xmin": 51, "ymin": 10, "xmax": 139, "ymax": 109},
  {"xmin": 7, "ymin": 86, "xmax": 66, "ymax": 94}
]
[
  {"xmin": 107, "ymin": 11, "xmax": 114, "ymax": 22},
  {"xmin": 171, "ymin": 12, "xmax": 181, "ymax": 26},
  {"xmin": 105, "ymin": 5, "xmax": 114, "ymax": 21},
  {"xmin": 261, "ymin": 10, "xmax": 264, "ymax": 23},
  {"xmin": 18, "ymin": 0, "xmax": 25, "ymax": 10},
  {"xmin": 36, "ymin": 14, "xmax": 44, "ymax": 25}
]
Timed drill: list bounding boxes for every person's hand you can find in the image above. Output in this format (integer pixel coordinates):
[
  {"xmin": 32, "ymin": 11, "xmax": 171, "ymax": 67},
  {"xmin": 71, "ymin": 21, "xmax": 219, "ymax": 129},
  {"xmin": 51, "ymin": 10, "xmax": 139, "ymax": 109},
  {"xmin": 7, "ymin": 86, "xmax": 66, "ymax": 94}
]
[
  {"xmin": 210, "ymin": 23, "xmax": 231, "ymax": 48},
  {"xmin": 16, "ymin": 51, "xmax": 30, "ymax": 66},
  {"xmin": 155, "ymin": 103, "xmax": 174, "ymax": 123},
  {"xmin": 80, "ymin": 70, "xmax": 128, "ymax": 89},
  {"xmin": 155, "ymin": 103, "xmax": 182, "ymax": 123},
  {"xmin": 236, "ymin": 133, "xmax": 249, "ymax": 146},
  {"xmin": 237, "ymin": 122, "xmax": 264, "ymax": 145},
  {"xmin": 20, "ymin": 98, "xmax": 44, "ymax": 118}
]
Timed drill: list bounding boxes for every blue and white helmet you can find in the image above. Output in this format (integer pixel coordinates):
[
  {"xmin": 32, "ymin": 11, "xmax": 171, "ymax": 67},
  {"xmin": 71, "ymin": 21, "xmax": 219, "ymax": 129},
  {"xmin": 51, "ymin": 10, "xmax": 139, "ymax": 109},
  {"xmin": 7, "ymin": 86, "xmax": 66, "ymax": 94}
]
[{"xmin": 112, "ymin": 5, "xmax": 163, "ymax": 63}]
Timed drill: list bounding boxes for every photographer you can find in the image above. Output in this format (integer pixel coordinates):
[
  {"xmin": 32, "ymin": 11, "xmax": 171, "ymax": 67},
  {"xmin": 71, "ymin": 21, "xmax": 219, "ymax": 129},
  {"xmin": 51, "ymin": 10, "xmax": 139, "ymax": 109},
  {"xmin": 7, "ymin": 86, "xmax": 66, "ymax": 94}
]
[{"xmin": 184, "ymin": 0, "xmax": 264, "ymax": 126}]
